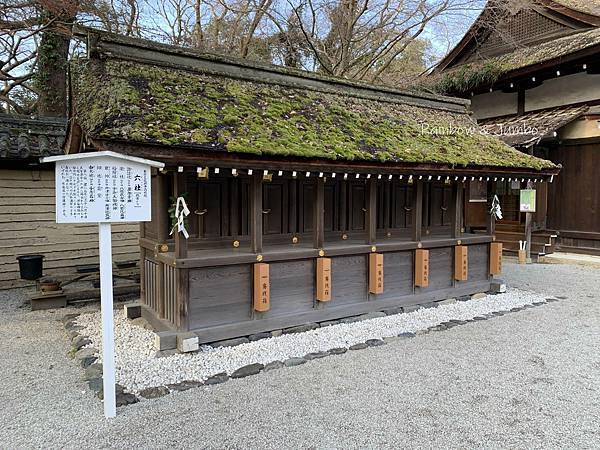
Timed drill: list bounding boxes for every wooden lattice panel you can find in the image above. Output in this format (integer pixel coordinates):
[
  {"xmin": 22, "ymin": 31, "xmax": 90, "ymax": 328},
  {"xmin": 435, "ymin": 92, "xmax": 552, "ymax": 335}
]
[{"xmin": 474, "ymin": 9, "xmax": 570, "ymax": 58}]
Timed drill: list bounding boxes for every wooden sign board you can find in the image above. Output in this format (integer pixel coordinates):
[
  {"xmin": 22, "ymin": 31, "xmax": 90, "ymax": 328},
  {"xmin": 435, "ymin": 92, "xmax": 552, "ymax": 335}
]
[
  {"xmin": 369, "ymin": 253, "xmax": 384, "ymax": 294},
  {"xmin": 253, "ymin": 263, "xmax": 270, "ymax": 312},
  {"xmin": 316, "ymin": 258, "xmax": 332, "ymax": 302},
  {"xmin": 415, "ymin": 249, "xmax": 429, "ymax": 288},
  {"xmin": 52, "ymin": 153, "xmax": 153, "ymax": 223},
  {"xmin": 454, "ymin": 245, "xmax": 468, "ymax": 281},
  {"xmin": 490, "ymin": 242, "xmax": 503, "ymax": 275}
]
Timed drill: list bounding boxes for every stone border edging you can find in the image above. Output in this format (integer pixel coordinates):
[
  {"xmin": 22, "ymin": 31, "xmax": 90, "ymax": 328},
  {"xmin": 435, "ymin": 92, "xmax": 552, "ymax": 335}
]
[{"xmin": 62, "ymin": 294, "xmax": 560, "ymax": 407}]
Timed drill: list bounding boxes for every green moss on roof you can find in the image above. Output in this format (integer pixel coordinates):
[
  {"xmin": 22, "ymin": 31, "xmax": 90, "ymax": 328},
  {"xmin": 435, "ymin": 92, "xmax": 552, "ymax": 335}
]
[
  {"xmin": 71, "ymin": 57, "xmax": 555, "ymax": 170},
  {"xmin": 435, "ymin": 28, "xmax": 600, "ymax": 94}
]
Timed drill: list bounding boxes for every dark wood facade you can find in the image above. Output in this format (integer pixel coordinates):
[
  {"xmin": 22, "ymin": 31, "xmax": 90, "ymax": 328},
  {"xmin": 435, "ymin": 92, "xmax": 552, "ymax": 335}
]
[
  {"xmin": 140, "ymin": 170, "xmax": 499, "ymax": 343},
  {"xmin": 65, "ymin": 28, "xmax": 558, "ymax": 343}
]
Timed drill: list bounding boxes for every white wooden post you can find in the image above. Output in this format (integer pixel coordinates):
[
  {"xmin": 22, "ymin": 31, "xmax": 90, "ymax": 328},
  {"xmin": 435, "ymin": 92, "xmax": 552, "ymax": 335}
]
[
  {"xmin": 41, "ymin": 151, "xmax": 164, "ymax": 419},
  {"xmin": 99, "ymin": 222, "xmax": 116, "ymax": 418}
]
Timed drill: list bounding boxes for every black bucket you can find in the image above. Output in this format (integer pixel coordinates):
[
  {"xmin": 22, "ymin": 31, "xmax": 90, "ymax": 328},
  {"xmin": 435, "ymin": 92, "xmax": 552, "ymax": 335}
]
[{"xmin": 16, "ymin": 254, "xmax": 44, "ymax": 280}]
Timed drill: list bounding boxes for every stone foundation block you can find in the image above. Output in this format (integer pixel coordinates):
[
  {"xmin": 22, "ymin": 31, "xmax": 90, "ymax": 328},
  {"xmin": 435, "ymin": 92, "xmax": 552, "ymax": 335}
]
[{"xmin": 177, "ymin": 332, "xmax": 199, "ymax": 353}]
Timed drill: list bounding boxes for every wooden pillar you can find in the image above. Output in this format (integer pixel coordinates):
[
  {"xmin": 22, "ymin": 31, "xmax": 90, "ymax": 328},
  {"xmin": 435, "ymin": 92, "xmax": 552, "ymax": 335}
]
[
  {"xmin": 251, "ymin": 173, "xmax": 263, "ymax": 253},
  {"xmin": 172, "ymin": 171, "xmax": 189, "ymax": 330},
  {"xmin": 289, "ymin": 178, "xmax": 297, "ymax": 234},
  {"xmin": 339, "ymin": 179, "xmax": 347, "ymax": 233},
  {"xmin": 176, "ymin": 267, "xmax": 189, "ymax": 330},
  {"xmin": 313, "ymin": 177, "xmax": 325, "ymax": 249},
  {"xmin": 173, "ymin": 172, "xmax": 187, "ymax": 259},
  {"xmin": 451, "ymin": 181, "xmax": 463, "ymax": 239},
  {"xmin": 422, "ymin": 182, "xmax": 430, "ymax": 235},
  {"xmin": 366, "ymin": 178, "xmax": 377, "ymax": 245},
  {"xmin": 486, "ymin": 181, "xmax": 496, "ymax": 236},
  {"xmin": 230, "ymin": 177, "xmax": 239, "ymax": 240},
  {"xmin": 156, "ymin": 173, "xmax": 169, "ymax": 243},
  {"xmin": 383, "ymin": 181, "xmax": 391, "ymax": 236},
  {"xmin": 412, "ymin": 181, "xmax": 423, "ymax": 242}
]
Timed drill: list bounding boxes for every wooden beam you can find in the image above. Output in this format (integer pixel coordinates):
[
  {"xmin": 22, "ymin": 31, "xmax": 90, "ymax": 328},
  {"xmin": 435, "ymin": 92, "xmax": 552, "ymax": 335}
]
[
  {"xmin": 313, "ymin": 177, "xmax": 325, "ymax": 249},
  {"xmin": 251, "ymin": 173, "xmax": 263, "ymax": 253},
  {"xmin": 412, "ymin": 181, "xmax": 423, "ymax": 242},
  {"xmin": 156, "ymin": 173, "xmax": 169, "ymax": 242},
  {"xmin": 451, "ymin": 181, "xmax": 463, "ymax": 239},
  {"xmin": 173, "ymin": 172, "xmax": 187, "ymax": 259},
  {"xmin": 366, "ymin": 178, "xmax": 377, "ymax": 245}
]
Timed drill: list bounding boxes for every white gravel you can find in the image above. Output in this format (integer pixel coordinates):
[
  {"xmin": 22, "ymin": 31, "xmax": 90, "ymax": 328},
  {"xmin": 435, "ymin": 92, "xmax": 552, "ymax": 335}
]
[
  {"xmin": 76, "ymin": 288, "xmax": 548, "ymax": 393},
  {"xmin": 2, "ymin": 261, "xmax": 599, "ymax": 449}
]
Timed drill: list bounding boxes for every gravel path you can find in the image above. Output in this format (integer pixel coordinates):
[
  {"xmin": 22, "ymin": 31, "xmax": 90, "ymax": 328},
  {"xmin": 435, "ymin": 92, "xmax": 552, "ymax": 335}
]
[
  {"xmin": 1, "ymin": 261, "xmax": 599, "ymax": 449},
  {"xmin": 78, "ymin": 289, "xmax": 548, "ymax": 393}
]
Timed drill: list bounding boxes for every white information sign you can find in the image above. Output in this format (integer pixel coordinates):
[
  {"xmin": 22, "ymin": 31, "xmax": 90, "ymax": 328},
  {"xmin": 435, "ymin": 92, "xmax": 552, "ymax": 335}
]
[
  {"xmin": 42, "ymin": 151, "xmax": 163, "ymax": 420},
  {"xmin": 55, "ymin": 156, "xmax": 151, "ymax": 223}
]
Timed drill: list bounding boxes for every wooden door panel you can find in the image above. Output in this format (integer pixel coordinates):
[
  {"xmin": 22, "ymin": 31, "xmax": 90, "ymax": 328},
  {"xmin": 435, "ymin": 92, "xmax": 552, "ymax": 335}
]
[
  {"xmin": 198, "ymin": 181, "xmax": 224, "ymax": 237},
  {"xmin": 349, "ymin": 183, "xmax": 366, "ymax": 231},
  {"xmin": 300, "ymin": 182, "xmax": 314, "ymax": 233},
  {"xmin": 263, "ymin": 182, "xmax": 286, "ymax": 235}
]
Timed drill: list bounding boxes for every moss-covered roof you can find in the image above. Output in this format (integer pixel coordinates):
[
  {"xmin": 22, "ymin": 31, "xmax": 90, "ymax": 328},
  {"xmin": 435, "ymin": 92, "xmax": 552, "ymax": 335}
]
[
  {"xmin": 70, "ymin": 32, "xmax": 556, "ymax": 171},
  {"xmin": 434, "ymin": 27, "xmax": 600, "ymax": 94}
]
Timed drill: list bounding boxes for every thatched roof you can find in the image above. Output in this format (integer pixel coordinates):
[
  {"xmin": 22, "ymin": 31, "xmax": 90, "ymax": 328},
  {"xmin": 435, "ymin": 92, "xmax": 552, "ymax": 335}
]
[
  {"xmin": 0, "ymin": 114, "xmax": 66, "ymax": 161},
  {"xmin": 434, "ymin": 27, "xmax": 600, "ymax": 94},
  {"xmin": 554, "ymin": 0, "xmax": 600, "ymax": 17},
  {"xmin": 479, "ymin": 105, "xmax": 589, "ymax": 146},
  {"xmin": 68, "ymin": 28, "xmax": 557, "ymax": 173}
]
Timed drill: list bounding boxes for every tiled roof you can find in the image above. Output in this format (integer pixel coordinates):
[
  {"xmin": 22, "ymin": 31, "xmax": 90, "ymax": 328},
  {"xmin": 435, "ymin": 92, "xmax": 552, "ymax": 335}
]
[{"xmin": 0, "ymin": 115, "xmax": 66, "ymax": 160}]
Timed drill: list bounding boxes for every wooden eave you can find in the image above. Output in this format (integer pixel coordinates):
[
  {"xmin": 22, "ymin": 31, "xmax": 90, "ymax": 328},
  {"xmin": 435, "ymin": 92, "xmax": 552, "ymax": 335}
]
[
  {"xmin": 435, "ymin": 0, "xmax": 600, "ymax": 73},
  {"xmin": 467, "ymin": 42, "xmax": 600, "ymax": 94},
  {"xmin": 88, "ymin": 137, "xmax": 561, "ymax": 179}
]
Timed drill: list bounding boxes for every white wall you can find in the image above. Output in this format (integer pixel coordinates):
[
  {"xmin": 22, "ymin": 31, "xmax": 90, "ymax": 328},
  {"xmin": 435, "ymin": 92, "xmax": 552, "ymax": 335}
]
[
  {"xmin": 471, "ymin": 90, "xmax": 518, "ymax": 120},
  {"xmin": 526, "ymin": 72, "xmax": 600, "ymax": 112}
]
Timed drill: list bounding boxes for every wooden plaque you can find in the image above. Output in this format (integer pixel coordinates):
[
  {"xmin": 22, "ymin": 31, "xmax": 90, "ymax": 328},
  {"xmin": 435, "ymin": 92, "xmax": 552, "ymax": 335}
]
[
  {"xmin": 253, "ymin": 263, "xmax": 270, "ymax": 312},
  {"xmin": 369, "ymin": 253, "xmax": 384, "ymax": 294},
  {"xmin": 415, "ymin": 249, "xmax": 429, "ymax": 288},
  {"xmin": 490, "ymin": 242, "xmax": 503, "ymax": 275},
  {"xmin": 316, "ymin": 257, "xmax": 332, "ymax": 302},
  {"xmin": 454, "ymin": 245, "xmax": 468, "ymax": 281}
]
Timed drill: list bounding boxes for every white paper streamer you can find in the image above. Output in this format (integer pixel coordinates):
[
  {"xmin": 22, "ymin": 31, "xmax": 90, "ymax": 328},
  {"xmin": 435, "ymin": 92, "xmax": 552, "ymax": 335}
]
[
  {"xmin": 490, "ymin": 194, "xmax": 503, "ymax": 220},
  {"xmin": 170, "ymin": 196, "xmax": 190, "ymax": 239}
]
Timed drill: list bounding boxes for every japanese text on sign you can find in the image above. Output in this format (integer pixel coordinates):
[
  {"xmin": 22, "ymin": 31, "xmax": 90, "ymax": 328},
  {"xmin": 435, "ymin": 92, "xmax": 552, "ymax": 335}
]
[{"xmin": 55, "ymin": 156, "xmax": 151, "ymax": 223}]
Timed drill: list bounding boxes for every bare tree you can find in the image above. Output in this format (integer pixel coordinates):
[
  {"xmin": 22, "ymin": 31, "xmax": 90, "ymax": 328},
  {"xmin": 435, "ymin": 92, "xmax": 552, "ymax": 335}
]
[{"xmin": 1, "ymin": 0, "xmax": 507, "ymax": 115}]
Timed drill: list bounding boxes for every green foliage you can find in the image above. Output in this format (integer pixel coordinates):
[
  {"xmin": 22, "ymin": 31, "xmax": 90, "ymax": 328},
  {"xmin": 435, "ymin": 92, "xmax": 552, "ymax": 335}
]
[{"xmin": 71, "ymin": 58, "xmax": 556, "ymax": 170}]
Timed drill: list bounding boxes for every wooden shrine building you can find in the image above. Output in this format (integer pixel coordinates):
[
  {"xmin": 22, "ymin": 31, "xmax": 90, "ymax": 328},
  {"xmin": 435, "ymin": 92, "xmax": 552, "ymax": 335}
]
[
  {"xmin": 434, "ymin": 0, "xmax": 600, "ymax": 256},
  {"xmin": 64, "ymin": 28, "xmax": 558, "ymax": 343}
]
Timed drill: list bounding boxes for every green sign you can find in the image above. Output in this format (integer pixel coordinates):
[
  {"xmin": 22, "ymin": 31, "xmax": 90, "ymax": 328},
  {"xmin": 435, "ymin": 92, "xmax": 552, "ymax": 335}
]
[{"xmin": 520, "ymin": 189, "xmax": 536, "ymax": 213}]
